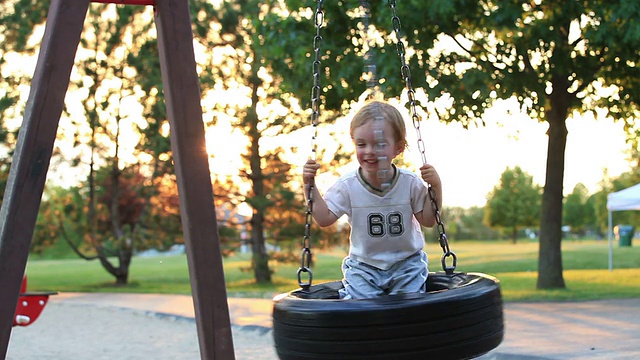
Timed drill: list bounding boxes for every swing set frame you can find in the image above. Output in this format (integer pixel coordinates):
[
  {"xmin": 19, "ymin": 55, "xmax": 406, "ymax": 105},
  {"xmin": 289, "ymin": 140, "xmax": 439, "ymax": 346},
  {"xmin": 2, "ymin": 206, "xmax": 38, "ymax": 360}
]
[{"xmin": 0, "ymin": 1, "xmax": 234, "ymax": 359}]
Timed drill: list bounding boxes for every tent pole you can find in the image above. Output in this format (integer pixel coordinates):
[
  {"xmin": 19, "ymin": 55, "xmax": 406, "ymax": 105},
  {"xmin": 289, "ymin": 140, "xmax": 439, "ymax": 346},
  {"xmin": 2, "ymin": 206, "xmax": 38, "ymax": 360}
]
[{"xmin": 608, "ymin": 210, "xmax": 613, "ymax": 271}]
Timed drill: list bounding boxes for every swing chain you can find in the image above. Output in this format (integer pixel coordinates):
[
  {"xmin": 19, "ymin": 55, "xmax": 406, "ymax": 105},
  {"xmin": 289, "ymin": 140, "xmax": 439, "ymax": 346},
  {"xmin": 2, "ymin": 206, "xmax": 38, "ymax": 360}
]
[
  {"xmin": 387, "ymin": 0, "xmax": 456, "ymax": 274},
  {"xmin": 431, "ymin": 187, "xmax": 457, "ymax": 274},
  {"xmin": 359, "ymin": 0, "xmax": 378, "ymax": 95},
  {"xmin": 297, "ymin": 0, "xmax": 325, "ymax": 290}
]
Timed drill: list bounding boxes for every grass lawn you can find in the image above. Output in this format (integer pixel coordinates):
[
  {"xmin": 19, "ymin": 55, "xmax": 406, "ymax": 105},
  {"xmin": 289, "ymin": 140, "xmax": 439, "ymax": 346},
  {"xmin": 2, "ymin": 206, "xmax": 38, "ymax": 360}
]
[{"xmin": 24, "ymin": 239, "xmax": 640, "ymax": 302}]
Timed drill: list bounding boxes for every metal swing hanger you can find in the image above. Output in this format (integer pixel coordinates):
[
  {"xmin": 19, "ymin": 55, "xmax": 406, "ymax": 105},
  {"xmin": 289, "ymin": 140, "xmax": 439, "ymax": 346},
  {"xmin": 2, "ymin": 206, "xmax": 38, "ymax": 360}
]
[{"xmin": 297, "ymin": 1, "xmax": 456, "ymax": 289}]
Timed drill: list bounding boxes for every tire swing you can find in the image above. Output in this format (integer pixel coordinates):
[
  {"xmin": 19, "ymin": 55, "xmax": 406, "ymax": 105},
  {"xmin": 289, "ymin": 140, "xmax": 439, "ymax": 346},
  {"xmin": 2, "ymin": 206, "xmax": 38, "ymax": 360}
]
[{"xmin": 272, "ymin": 2, "xmax": 504, "ymax": 359}]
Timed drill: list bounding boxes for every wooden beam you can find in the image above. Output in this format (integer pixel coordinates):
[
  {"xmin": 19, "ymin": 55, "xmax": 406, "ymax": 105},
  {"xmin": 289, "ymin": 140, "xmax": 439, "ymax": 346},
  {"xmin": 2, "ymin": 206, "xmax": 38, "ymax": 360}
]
[
  {"xmin": 0, "ymin": 0, "xmax": 90, "ymax": 357},
  {"xmin": 154, "ymin": 1, "xmax": 236, "ymax": 359}
]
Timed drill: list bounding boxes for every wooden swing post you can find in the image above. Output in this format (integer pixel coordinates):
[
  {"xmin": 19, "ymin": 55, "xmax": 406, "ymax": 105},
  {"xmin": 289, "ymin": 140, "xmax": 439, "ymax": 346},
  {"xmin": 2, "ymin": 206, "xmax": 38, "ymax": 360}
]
[{"xmin": 0, "ymin": 0, "xmax": 235, "ymax": 359}]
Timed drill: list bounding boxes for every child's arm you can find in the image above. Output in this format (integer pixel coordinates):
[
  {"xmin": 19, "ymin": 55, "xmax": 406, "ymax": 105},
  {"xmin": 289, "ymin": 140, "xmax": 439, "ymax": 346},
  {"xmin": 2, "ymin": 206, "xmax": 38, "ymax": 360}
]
[
  {"xmin": 303, "ymin": 159, "xmax": 339, "ymax": 227},
  {"xmin": 414, "ymin": 163, "xmax": 442, "ymax": 228}
]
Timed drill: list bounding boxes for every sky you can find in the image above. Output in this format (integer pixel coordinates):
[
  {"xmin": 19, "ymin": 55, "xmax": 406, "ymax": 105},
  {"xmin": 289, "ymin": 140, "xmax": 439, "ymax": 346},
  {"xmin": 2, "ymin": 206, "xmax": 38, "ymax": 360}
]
[
  {"xmin": 202, "ymin": 98, "xmax": 631, "ymax": 210},
  {"xmin": 406, "ymin": 108, "xmax": 630, "ymax": 208}
]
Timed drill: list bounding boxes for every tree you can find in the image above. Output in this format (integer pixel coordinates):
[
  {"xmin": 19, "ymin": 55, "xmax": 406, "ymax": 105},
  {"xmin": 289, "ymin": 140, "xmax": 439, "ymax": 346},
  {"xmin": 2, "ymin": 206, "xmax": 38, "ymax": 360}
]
[
  {"xmin": 592, "ymin": 169, "xmax": 640, "ymax": 235},
  {"xmin": 143, "ymin": 0, "xmax": 361, "ymax": 283},
  {"xmin": 1, "ymin": 1, "xmax": 336, "ymax": 285},
  {"xmin": 394, "ymin": 0, "xmax": 640, "ymax": 289},
  {"xmin": 1, "ymin": 3, "xmax": 185, "ymax": 285},
  {"xmin": 148, "ymin": 1, "xmax": 306, "ymax": 283},
  {"xmin": 0, "ymin": 1, "xmax": 49, "ymax": 137},
  {"xmin": 485, "ymin": 166, "xmax": 542, "ymax": 243},
  {"xmin": 440, "ymin": 206, "xmax": 500, "ymax": 241},
  {"xmin": 563, "ymin": 183, "xmax": 595, "ymax": 236},
  {"xmin": 33, "ymin": 164, "xmax": 183, "ymax": 285}
]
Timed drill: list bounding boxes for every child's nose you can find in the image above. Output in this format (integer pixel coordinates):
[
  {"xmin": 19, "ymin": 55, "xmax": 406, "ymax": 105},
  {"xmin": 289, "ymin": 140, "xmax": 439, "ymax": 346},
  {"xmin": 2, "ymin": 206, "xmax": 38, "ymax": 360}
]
[{"xmin": 365, "ymin": 144, "xmax": 376, "ymax": 154}]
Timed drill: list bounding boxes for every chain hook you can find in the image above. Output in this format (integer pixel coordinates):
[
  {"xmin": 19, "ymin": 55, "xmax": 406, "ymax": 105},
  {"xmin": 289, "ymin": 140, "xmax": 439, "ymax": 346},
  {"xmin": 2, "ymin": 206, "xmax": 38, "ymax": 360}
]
[{"xmin": 359, "ymin": 0, "xmax": 378, "ymax": 99}]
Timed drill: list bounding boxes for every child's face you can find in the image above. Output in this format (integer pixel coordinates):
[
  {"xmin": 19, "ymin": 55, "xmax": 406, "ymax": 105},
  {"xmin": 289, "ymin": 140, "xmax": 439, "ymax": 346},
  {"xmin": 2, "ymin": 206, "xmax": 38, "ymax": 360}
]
[{"xmin": 352, "ymin": 120, "xmax": 403, "ymax": 185}]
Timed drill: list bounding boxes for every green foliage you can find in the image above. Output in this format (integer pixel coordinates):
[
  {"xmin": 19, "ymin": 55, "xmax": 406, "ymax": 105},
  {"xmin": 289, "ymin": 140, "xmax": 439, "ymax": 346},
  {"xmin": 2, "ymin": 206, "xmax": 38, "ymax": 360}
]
[
  {"xmin": 32, "ymin": 186, "xmax": 86, "ymax": 255},
  {"xmin": 440, "ymin": 206, "xmax": 501, "ymax": 241},
  {"xmin": 592, "ymin": 169, "xmax": 640, "ymax": 233},
  {"xmin": 485, "ymin": 166, "xmax": 541, "ymax": 243},
  {"xmin": 412, "ymin": 0, "xmax": 640, "ymax": 125},
  {"xmin": 0, "ymin": 0, "xmax": 47, "ymax": 149},
  {"xmin": 404, "ymin": 1, "xmax": 640, "ymax": 288},
  {"xmin": 0, "ymin": 158, "xmax": 10, "ymax": 202},
  {"xmin": 563, "ymin": 183, "xmax": 596, "ymax": 236},
  {"xmin": 0, "ymin": 0, "xmax": 50, "ymax": 53}
]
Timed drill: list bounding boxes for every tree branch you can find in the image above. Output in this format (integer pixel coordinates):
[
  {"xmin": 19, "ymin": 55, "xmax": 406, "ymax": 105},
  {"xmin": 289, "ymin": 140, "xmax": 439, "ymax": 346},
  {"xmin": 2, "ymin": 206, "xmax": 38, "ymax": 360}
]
[{"xmin": 57, "ymin": 212, "xmax": 98, "ymax": 261}]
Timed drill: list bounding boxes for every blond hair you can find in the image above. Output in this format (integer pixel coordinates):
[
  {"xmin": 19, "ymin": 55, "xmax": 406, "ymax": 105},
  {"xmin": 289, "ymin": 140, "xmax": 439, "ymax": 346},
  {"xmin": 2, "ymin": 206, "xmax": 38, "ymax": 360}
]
[{"xmin": 350, "ymin": 100, "xmax": 407, "ymax": 149}]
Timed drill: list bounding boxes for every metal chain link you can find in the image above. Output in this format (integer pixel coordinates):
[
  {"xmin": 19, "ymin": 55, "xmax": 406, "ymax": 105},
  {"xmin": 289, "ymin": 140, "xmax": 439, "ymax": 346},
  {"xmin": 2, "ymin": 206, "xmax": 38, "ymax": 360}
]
[
  {"xmin": 297, "ymin": 0, "xmax": 324, "ymax": 289},
  {"xmin": 387, "ymin": 0, "xmax": 456, "ymax": 273},
  {"xmin": 359, "ymin": 0, "xmax": 378, "ymax": 97}
]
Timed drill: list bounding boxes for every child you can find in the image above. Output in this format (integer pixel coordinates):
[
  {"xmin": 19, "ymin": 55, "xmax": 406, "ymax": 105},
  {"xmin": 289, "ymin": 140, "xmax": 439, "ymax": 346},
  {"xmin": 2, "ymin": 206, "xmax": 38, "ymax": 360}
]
[{"xmin": 302, "ymin": 100, "xmax": 442, "ymax": 299}]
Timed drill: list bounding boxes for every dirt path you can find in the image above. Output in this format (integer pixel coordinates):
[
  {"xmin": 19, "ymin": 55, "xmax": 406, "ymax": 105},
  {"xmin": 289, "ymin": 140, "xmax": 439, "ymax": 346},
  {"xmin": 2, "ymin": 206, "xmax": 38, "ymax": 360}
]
[{"xmin": 8, "ymin": 302, "xmax": 277, "ymax": 360}]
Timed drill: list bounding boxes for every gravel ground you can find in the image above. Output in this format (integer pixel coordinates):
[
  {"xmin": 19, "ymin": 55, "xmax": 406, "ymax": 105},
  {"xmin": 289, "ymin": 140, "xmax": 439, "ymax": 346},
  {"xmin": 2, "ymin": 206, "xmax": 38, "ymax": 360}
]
[
  {"xmin": 7, "ymin": 302, "xmax": 278, "ymax": 360},
  {"xmin": 8, "ymin": 294, "xmax": 640, "ymax": 360}
]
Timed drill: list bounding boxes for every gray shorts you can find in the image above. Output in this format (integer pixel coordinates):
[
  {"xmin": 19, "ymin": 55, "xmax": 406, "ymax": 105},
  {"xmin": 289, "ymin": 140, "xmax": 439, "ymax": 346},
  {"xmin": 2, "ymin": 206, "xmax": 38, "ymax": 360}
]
[{"xmin": 338, "ymin": 251, "xmax": 429, "ymax": 299}]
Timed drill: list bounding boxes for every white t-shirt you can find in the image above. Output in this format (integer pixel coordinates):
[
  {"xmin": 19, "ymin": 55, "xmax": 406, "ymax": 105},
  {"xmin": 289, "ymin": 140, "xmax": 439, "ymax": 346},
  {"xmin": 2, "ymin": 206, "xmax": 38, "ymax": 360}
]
[{"xmin": 324, "ymin": 166, "xmax": 429, "ymax": 270}]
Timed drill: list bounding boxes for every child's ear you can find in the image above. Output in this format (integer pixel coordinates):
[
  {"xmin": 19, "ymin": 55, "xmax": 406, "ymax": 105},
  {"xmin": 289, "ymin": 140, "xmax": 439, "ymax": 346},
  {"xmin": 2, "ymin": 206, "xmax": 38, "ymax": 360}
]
[{"xmin": 395, "ymin": 143, "xmax": 404, "ymax": 156}]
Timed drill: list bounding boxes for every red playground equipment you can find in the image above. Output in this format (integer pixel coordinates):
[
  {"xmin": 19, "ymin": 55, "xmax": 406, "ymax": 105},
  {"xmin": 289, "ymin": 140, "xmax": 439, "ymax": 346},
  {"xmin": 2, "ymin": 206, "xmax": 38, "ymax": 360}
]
[{"xmin": 13, "ymin": 276, "xmax": 57, "ymax": 327}]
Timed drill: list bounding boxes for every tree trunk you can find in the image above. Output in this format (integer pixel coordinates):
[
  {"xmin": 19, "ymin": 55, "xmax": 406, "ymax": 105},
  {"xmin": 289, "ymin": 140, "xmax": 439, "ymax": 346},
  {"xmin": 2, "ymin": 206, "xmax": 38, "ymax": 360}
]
[
  {"xmin": 115, "ymin": 247, "xmax": 132, "ymax": 285},
  {"xmin": 251, "ymin": 212, "xmax": 271, "ymax": 283},
  {"xmin": 537, "ymin": 90, "xmax": 568, "ymax": 289},
  {"xmin": 115, "ymin": 272, "xmax": 128, "ymax": 285},
  {"xmin": 247, "ymin": 67, "xmax": 271, "ymax": 284},
  {"xmin": 96, "ymin": 246, "xmax": 132, "ymax": 286},
  {"xmin": 511, "ymin": 227, "xmax": 518, "ymax": 244}
]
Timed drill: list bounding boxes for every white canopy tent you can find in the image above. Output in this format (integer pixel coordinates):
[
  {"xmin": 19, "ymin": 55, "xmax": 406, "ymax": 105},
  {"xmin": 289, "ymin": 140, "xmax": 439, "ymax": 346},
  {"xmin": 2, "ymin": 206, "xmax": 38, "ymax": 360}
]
[{"xmin": 606, "ymin": 183, "xmax": 640, "ymax": 270}]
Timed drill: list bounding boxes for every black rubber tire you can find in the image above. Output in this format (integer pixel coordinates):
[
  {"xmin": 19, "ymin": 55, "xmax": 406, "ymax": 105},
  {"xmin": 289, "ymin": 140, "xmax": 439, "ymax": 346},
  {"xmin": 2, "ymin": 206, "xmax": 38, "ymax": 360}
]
[{"xmin": 272, "ymin": 272, "xmax": 504, "ymax": 360}]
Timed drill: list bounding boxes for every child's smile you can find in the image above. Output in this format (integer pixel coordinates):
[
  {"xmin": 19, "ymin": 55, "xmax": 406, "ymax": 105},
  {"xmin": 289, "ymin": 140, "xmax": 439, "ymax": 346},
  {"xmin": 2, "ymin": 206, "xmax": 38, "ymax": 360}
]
[{"xmin": 353, "ymin": 121, "xmax": 400, "ymax": 187}]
